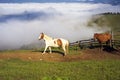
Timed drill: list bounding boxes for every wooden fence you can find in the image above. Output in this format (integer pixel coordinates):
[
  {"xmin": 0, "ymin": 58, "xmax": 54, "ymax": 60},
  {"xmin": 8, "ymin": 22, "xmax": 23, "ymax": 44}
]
[
  {"xmin": 70, "ymin": 31, "xmax": 120, "ymax": 49},
  {"xmin": 70, "ymin": 38, "xmax": 120, "ymax": 49}
]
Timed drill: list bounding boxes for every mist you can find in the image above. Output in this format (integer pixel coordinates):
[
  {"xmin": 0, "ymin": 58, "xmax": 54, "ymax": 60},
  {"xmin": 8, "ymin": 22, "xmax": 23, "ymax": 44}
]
[{"xmin": 0, "ymin": 3, "xmax": 119, "ymax": 50}]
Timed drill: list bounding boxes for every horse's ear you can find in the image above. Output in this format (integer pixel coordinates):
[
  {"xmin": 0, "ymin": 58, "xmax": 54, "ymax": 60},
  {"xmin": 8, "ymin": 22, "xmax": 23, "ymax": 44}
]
[
  {"xmin": 94, "ymin": 33, "xmax": 98, "ymax": 35},
  {"xmin": 41, "ymin": 32, "xmax": 44, "ymax": 35},
  {"xmin": 39, "ymin": 32, "xmax": 44, "ymax": 39}
]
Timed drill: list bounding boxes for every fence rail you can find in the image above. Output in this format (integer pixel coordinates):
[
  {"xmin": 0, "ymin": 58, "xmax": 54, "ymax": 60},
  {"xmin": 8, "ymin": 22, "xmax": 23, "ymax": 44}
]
[
  {"xmin": 70, "ymin": 31, "xmax": 120, "ymax": 49},
  {"xmin": 70, "ymin": 39, "xmax": 120, "ymax": 49}
]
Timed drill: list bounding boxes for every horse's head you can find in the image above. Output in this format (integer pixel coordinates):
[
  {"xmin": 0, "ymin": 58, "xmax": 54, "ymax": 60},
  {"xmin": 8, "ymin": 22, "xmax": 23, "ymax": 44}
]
[
  {"xmin": 38, "ymin": 33, "xmax": 44, "ymax": 40},
  {"xmin": 93, "ymin": 33, "xmax": 98, "ymax": 41}
]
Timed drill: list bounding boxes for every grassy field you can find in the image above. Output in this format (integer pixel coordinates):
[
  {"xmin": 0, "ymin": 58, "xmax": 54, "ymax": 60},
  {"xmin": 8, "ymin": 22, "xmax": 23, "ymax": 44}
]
[
  {"xmin": 0, "ymin": 59, "xmax": 120, "ymax": 80},
  {"xmin": 0, "ymin": 50, "xmax": 120, "ymax": 80}
]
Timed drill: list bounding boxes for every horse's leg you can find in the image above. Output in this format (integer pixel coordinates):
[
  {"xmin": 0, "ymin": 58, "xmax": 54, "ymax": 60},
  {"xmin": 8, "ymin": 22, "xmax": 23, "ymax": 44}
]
[
  {"xmin": 109, "ymin": 39, "xmax": 112, "ymax": 47},
  {"xmin": 62, "ymin": 45, "xmax": 66, "ymax": 56},
  {"xmin": 106, "ymin": 41, "xmax": 108, "ymax": 48},
  {"xmin": 106, "ymin": 40, "xmax": 111, "ymax": 47},
  {"xmin": 99, "ymin": 42, "xmax": 102, "ymax": 52},
  {"xmin": 66, "ymin": 43, "xmax": 69, "ymax": 54},
  {"xmin": 49, "ymin": 47, "xmax": 52, "ymax": 53},
  {"xmin": 43, "ymin": 46, "xmax": 48, "ymax": 54}
]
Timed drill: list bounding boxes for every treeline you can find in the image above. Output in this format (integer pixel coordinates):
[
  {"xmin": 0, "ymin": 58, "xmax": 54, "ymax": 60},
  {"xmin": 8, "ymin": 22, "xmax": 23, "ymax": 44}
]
[
  {"xmin": 101, "ymin": 12, "xmax": 120, "ymax": 15},
  {"xmin": 88, "ymin": 12, "xmax": 120, "ymax": 29}
]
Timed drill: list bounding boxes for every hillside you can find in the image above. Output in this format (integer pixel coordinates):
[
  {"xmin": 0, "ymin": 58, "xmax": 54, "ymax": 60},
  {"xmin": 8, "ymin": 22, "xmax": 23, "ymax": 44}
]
[{"xmin": 88, "ymin": 13, "xmax": 120, "ymax": 39}]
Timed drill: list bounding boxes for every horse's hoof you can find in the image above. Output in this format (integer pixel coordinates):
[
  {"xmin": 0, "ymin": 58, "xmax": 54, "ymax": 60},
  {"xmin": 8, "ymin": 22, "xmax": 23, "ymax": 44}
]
[
  {"xmin": 63, "ymin": 54, "xmax": 66, "ymax": 56},
  {"xmin": 42, "ymin": 53, "xmax": 45, "ymax": 55}
]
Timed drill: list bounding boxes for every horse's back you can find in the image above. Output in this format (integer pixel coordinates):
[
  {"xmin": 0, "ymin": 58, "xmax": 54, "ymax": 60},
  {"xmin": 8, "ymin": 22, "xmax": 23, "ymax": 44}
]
[
  {"xmin": 60, "ymin": 38, "xmax": 69, "ymax": 45},
  {"xmin": 105, "ymin": 33, "xmax": 112, "ymax": 39},
  {"xmin": 52, "ymin": 38, "xmax": 69, "ymax": 47}
]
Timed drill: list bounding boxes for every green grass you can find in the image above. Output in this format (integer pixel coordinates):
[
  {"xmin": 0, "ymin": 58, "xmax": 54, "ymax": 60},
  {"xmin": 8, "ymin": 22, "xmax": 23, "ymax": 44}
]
[
  {"xmin": 0, "ymin": 59, "xmax": 120, "ymax": 80},
  {"xmin": 88, "ymin": 14, "xmax": 120, "ymax": 29}
]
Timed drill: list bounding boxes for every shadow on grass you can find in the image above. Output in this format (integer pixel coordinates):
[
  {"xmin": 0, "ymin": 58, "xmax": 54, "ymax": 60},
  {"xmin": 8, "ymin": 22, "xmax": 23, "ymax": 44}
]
[
  {"xmin": 32, "ymin": 50, "xmax": 65, "ymax": 56},
  {"xmin": 103, "ymin": 46, "xmax": 120, "ymax": 55},
  {"xmin": 85, "ymin": 45, "xmax": 120, "ymax": 55}
]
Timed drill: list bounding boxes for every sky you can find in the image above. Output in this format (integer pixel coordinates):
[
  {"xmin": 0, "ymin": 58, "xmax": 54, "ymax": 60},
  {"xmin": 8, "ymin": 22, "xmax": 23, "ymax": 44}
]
[
  {"xmin": 0, "ymin": 0, "xmax": 120, "ymax": 5},
  {"xmin": 0, "ymin": 1, "xmax": 120, "ymax": 50}
]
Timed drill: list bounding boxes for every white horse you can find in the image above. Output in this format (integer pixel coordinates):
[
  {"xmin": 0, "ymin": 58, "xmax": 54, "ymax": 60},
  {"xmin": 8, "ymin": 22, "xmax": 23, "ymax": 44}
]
[{"xmin": 38, "ymin": 33, "xmax": 69, "ymax": 56}]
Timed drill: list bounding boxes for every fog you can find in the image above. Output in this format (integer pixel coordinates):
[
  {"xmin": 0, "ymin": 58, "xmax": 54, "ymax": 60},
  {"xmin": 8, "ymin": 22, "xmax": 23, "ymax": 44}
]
[{"xmin": 0, "ymin": 3, "xmax": 119, "ymax": 50}]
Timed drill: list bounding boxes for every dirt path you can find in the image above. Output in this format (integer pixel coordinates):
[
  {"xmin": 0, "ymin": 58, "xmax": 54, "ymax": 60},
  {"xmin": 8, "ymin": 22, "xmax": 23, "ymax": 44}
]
[{"xmin": 0, "ymin": 48, "xmax": 120, "ymax": 62}]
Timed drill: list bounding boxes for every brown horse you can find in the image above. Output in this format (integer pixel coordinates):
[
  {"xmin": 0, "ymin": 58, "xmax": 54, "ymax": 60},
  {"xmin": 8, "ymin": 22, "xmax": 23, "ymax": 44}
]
[{"xmin": 94, "ymin": 33, "xmax": 112, "ymax": 50}]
